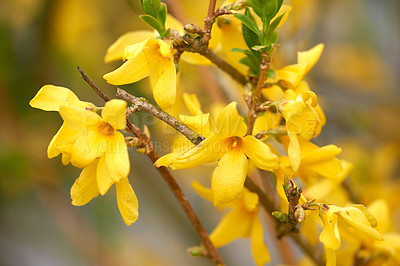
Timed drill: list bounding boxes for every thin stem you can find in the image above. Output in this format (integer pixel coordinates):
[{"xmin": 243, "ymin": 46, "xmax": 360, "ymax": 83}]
[
  {"xmin": 77, "ymin": 67, "xmax": 110, "ymax": 102},
  {"xmin": 77, "ymin": 68, "xmax": 224, "ymax": 266},
  {"xmin": 175, "ymin": 36, "xmax": 248, "ymax": 85},
  {"xmin": 246, "ymin": 52, "xmax": 270, "ymax": 135},
  {"xmin": 203, "ymin": 0, "xmax": 217, "ymax": 45},
  {"xmin": 117, "ymin": 88, "xmax": 205, "ymax": 145}
]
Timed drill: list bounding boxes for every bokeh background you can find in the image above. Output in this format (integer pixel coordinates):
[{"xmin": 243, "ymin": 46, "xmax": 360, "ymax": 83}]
[{"xmin": 0, "ymin": 0, "xmax": 399, "ymax": 265}]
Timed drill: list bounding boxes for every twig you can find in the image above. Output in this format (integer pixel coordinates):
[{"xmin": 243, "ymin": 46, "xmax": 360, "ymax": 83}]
[
  {"xmin": 246, "ymin": 52, "xmax": 270, "ymax": 135},
  {"xmin": 77, "ymin": 67, "xmax": 224, "ymax": 266},
  {"xmin": 178, "ymin": 36, "xmax": 248, "ymax": 85},
  {"xmin": 77, "ymin": 67, "xmax": 110, "ymax": 102},
  {"xmin": 117, "ymin": 88, "xmax": 205, "ymax": 145},
  {"xmin": 202, "ymin": 0, "xmax": 217, "ymax": 45}
]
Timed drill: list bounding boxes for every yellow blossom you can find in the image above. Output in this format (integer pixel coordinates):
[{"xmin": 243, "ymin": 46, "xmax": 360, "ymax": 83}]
[
  {"xmin": 280, "ymin": 136, "xmax": 343, "ymax": 184},
  {"xmin": 192, "ymin": 181, "xmax": 270, "ymax": 266},
  {"xmin": 29, "ymin": 85, "xmax": 95, "ymax": 165},
  {"xmin": 58, "ymin": 99, "xmax": 138, "ymax": 225},
  {"xmin": 280, "ymin": 91, "xmax": 321, "ymax": 172},
  {"xmin": 319, "ymin": 204, "xmax": 383, "ymax": 265},
  {"xmin": 104, "ymin": 38, "xmax": 176, "ymax": 109},
  {"xmin": 156, "ymin": 102, "xmax": 279, "ymax": 206},
  {"xmin": 71, "ymin": 158, "xmax": 138, "ymax": 226}
]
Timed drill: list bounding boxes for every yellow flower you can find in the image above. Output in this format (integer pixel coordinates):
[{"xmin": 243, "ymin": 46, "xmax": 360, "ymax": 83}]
[
  {"xmin": 192, "ymin": 181, "xmax": 270, "ymax": 266},
  {"xmin": 71, "ymin": 159, "xmax": 138, "ymax": 226},
  {"xmin": 156, "ymin": 102, "xmax": 279, "ymax": 206},
  {"xmin": 275, "ymin": 43, "xmax": 324, "ymax": 89},
  {"xmin": 29, "ymin": 85, "xmax": 95, "ymax": 165},
  {"xmin": 281, "ymin": 136, "xmax": 343, "ymax": 184},
  {"xmin": 59, "ymin": 99, "xmax": 139, "ymax": 225},
  {"xmin": 104, "ymin": 37, "xmax": 176, "ymax": 109},
  {"xmin": 361, "ymin": 199, "xmax": 400, "ymax": 265},
  {"xmin": 319, "ymin": 204, "xmax": 383, "ymax": 265},
  {"xmin": 280, "ymin": 91, "xmax": 321, "ymax": 172}
]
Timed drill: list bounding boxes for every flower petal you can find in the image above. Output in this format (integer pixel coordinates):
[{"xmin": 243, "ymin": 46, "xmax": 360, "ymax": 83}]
[
  {"xmin": 103, "ymin": 45, "xmax": 151, "ymax": 85},
  {"xmin": 319, "ymin": 210, "xmax": 341, "ymax": 250},
  {"xmin": 212, "ymin": 152, "xmax": 248, "ymax": 206},
  {"xmin": 47, "ymin": 122, "xmax": 80, "ymax": 159},
  {"xmin": 298, "ymin": 43, "xmax": 324, "ymax": 76},
  {"xmin": 71, "ymin": 161, "xmax": 99, "ymax": 206},
  {"xmin": 243, "ymin": 136, "xmax": 279, "ymax": 171},
  {"xmin": 183, "ymin": 93, "xmax": 202, "ymax": 115},
  {"xmin": 96, "ymin": 156, "xmax": 114, "ymax": 195},
  {"xmin": 152, "ymin": 58, "xmax": 176, "ymax": 109},
  {"xmin": 168, "ymin": 135, "xmax": 225, "ymax": 169},
  {"xmin": 216, "ymin": 102, "xmax": 247, "ymax": 137},
  {"xmin": 101, "ymin": 99, "xmax": 127, "ymax": 130},
  {"xmin": 210, "ymin": 208, "xmax": 253, "ymax": 247},
  {"xmin": 191, "ymin": 181, "xmax": 213, "ymax": 202},
  {"xmin": 251, "ymin": 217, "xmax": 270, "ymax": 266},
  {"xmin": 104, "ymin": 30, "xmax": 154, "ymax": 63},
  {"xmin": 324, "ymin": 247, "xmax": 336, "ymax": 266},
  {"xmin": 302, "ymin": 144, "xmax": 342, "ymax": 163},
  {"xmin": 179, "ymin": 113, "xmax": 209, "ymax": 135},
  {"xmin": 288, "ymin": 133, "xmax": 301, "ymax": 172},
  {"xmin": 338, "ymin": 207, "xmax": 383, "ymax": 241},
  {"xmin": 104, "ymin": 131, "xmax": 130, "ymax": 182},
  {"xmin": 59, "ymin": 104, "xmax": 101, "ymax": 132},
  {"xmin": 71, "ymin": 131, "xmax": 105, "ymax": 168},
  {"xmin": 29, "ymin": 85, "xmax": 80, "ymax": 111},
  {"xmin": 116, "ymin": 177, "xmax": 139, "ymax": 226}
]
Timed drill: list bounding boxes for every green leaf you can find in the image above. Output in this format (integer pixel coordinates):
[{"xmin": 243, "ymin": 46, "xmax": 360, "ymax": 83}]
[
  {"xmin": 142, "ymin": 0, "xmax": 161, "ymax": 20},
  {"xmin": 251, "ymin": 0, "xmax": 278, "ymax": 23},
  {"xmin": 251, "ymin": 45, "xmax": 267, "ymax": 51},
  {"xmin": 239, "ymin": 53, "xmax": 261, "ymax": 75},
  {"xmin": 140, "ymin": 15, "xmax": 165, "ymax": 36},
  {"xmin": 269, "ymin": 13, "xmax": 285, "ymax": 33},
  {"xmin": 241, "ymin": 8, "xmax": 261, "ymax": 50},
  {"xmin": 160, "ymin": 3, "xmax": 167, "ymax": 27},
  {"xmin": 231, "ymin": 48, "xmax": 253, "ymax": 56},
  {"xmin": 234, "ymin": 13, "xmax": 261, "ymax": 37}
]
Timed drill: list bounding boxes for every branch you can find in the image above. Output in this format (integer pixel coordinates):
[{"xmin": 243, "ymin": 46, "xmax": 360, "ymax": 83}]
[
  {"xmin": 77, "ymin": 68, "xmax": 224, "ymax": 266},
  {"xmin": 202, "ymin": 0, "xmax": 217, "ymax": 46},
  {"xmin": 245, "ymin": 174, "xmax": 325, "ymax": 265},
  {"xmin": 246, "ymin": 52, "xmax": 270, "ymax": 135},
  {"xmin": 117, "ymin": 88, "xmax": 205, "ymax": 145}
]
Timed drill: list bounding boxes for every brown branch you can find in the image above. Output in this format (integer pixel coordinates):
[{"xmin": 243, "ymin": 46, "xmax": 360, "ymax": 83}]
[
  {"xmin": 77, "ymin": 68, "xmax": 224, "ymax": 266},
  {"xmin": 202, "ymin": 0, "xmax": 217, "ymax": 45},
  {"xmin": 117, "ymin": 88, "xmax": 205, "ymax": 145},
  {"xmin": 246, "ymin": 52, "xmax": 270, "ymax": 135},
  {"xmin": 77, "ymin": 67, "xmax": 110, "ymax": 102}
]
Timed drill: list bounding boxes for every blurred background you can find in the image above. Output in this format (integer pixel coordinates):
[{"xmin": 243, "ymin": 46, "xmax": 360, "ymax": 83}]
[{"xmin": 0, "ymin": 0, "xmax": 399, "ymax": 265}]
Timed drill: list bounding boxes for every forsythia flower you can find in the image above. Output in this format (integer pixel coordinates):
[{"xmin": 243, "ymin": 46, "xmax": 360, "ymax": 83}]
[
  {"xmin": 29, "ymin": 85, "xmax": 95, "ymax": 165},
  {"xmin": 280, "ymin": 136, "xmax": 343, "ymax": 184},
  {"xmin": 319, "ymin": 204, "xmax": 383, "ymax": 265},
  {"xmin": 280, "ymin": 91, "xmax": 321, "ymax": 172},
  {"xmin": 30, "ymin": 85, "xmax": 138, "ymax": 225},
  {"xmin": 155, "ymin": 102, "xmax": 279, "ymax": 206},
  {"xmin": 104, "ymin": 37, "xmax": 176, "ymax": 109},
  {"xmin": 192, "ymin": 181, "xmax": 270, "ymax": 266}
]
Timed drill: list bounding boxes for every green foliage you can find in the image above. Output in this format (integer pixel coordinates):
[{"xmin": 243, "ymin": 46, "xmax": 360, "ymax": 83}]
[{"xmin": 139, "ymin": 0, "xmax": 167, "ymax": 37}]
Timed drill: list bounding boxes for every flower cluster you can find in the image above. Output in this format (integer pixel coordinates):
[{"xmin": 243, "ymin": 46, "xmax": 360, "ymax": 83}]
[
  {"xmin": 30, "ymin": 85, "xmax": 138, "ymax": 225},
  {"xmin": 28, "ymin": 0, "xmax": 399, "ymax": 265}
]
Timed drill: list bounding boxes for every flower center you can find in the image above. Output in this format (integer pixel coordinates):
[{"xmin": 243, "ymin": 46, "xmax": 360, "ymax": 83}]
[
  {"xmin": 97, "ymin": 121, "xmax": 115, "ymax": 136},
  {"xmin": 224, "ymin": 136, "xmax": 244, "ymax": 153}
]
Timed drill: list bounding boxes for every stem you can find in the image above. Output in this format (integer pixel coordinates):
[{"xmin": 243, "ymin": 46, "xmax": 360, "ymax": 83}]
[
  {"xmin": 203, "ymin": 0, "xmax": 217, "ymax": 45},
  {"xmin": 246, "ymin": 52, "xmax": 270, "ymax": 135},
  {"xmin": 200, "ymin": 48, "xmax": 248, "ymax": 85},
  {"xmin": 77, "ymin": 68, "xmax": 224, "ymax": 266},
  {"xmin": 117, "ymin": 88, "xmax": 205, "ymax": 145}
]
